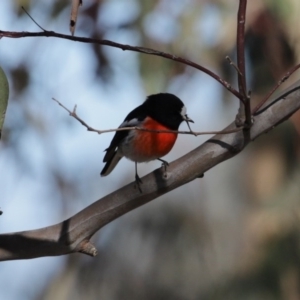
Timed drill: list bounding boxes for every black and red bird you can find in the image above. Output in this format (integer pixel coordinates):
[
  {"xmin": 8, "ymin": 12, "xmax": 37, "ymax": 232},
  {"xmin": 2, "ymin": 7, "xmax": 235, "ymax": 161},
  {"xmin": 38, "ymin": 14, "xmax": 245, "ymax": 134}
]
[{"xmin": 100, "ymin": 93, "xmax": 193, "ymax": 191}]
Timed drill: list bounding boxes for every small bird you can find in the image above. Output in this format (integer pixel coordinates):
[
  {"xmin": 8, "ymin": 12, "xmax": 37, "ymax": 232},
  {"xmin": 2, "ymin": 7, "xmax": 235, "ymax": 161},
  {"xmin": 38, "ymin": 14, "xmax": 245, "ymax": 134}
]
[{"xmin": 100, "ymin": 93, "xmax": 194, "ymax": 191}]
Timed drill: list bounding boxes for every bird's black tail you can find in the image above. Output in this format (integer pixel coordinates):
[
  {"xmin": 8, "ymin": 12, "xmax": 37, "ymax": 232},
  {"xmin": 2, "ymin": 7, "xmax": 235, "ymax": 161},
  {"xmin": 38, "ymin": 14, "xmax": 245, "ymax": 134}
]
[{"xmin": 101, "ymin": 150, "xmax": 122, "ymax": 176}]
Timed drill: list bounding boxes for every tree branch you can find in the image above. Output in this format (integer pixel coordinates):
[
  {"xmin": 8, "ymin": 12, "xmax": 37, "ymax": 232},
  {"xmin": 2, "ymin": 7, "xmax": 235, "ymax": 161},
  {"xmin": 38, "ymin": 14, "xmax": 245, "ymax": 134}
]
[
  {"xmin": 52, "ymin": 98, "xmax": 243, "ymax": 136},
  {"xmin": 236, "ymin": 0, "xmax": 247, "ymax": 97},
  {"xmin": 235, "ymin": 0, "xmax": 252, "ymax": 128},
  {"xmin": 0, "ymin": 29, "xmax": 243, "ymax": 101},
  {"xmin": 253, "ymin": 63, "xmax": 300, "ymax": 114},
  {"xmin": 70, "ymin": 0, "xmax": 82, "ymax": 35},
  {"xmin": 1, "ymin": 80, "xmax": 299, "ymax": 261}
]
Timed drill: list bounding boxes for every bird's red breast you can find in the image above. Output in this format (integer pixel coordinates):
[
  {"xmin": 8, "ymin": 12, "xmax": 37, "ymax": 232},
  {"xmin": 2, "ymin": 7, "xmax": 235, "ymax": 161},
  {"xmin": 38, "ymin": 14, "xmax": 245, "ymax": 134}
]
[{"xmin": 132, "ymin": 117, "xmax": 178, "ymax": 159}]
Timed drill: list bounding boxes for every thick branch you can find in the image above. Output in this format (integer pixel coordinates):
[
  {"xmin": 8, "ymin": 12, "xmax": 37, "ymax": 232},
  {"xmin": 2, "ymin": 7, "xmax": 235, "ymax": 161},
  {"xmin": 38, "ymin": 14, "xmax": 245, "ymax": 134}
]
[
  {"xmin": 0, "ymin": 29, "xmax": 243, "ymax": 100},
  {"xmin": 0, "ymin": 80, "xmax": 299, "ymax": 261}
]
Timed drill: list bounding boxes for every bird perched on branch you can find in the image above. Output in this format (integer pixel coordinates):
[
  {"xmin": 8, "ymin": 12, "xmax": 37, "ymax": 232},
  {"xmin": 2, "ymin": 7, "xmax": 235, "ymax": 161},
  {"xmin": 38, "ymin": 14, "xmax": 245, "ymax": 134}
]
[{"xmin": 100, "ymin": 93, "xmax": 194, "ymax": 192}]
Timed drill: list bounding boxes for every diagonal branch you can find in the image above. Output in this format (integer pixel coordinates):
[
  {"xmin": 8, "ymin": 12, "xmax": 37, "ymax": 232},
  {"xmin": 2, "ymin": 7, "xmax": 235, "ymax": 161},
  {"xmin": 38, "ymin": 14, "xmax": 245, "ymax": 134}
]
[
  {"xmin": 1, "ymin": 80, "xmax": 299, "ymax": 261},
  {"xmin": 0, "ymin": 29, "xmax": 243, "ymax": 101},
  {"xmin": 253, "ymin": 63, "xmax": 300, "ymax": 114}
]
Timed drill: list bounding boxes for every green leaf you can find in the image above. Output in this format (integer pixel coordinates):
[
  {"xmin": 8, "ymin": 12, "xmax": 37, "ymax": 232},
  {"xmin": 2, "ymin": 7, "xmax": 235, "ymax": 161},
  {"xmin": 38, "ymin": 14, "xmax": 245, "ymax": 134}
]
[{"xmin": 0, "ymin": 66, "xmax": 9, "ymax": 140}]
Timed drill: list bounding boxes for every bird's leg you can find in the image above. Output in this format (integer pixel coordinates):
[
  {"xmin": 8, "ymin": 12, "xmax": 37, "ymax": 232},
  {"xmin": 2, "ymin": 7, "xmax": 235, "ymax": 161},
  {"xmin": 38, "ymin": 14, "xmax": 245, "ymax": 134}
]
[
  {"xmin": 135, "ymin": 162, "xmax": 143, "ymax": 193},
  {"xmin": 157, "ymin": 158, "xmax": 169, "ymax": 173}
]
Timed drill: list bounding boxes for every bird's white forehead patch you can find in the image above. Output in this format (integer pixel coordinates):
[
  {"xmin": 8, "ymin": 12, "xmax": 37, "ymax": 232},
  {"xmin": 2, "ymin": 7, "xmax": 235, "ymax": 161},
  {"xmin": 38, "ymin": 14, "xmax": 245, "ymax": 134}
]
[{"xmin": 181, "ymin": 105, "xmax": 187, "ymax": 117}]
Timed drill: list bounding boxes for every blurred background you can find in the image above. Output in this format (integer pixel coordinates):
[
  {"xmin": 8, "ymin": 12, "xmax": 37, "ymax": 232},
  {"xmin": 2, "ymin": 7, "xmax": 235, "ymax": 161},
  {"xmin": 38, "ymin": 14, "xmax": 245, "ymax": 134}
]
[{"xmin": 1, "ymin": 0, "xmax": 300, "ymax": 299}]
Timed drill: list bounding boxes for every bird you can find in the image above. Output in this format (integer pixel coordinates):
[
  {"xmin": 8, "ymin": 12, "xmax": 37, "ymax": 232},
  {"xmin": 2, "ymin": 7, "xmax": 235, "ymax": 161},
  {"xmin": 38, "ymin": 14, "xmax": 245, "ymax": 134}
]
[{"xmin": 100, "ymin": 93, "xmax": 194, "ymax": 192}]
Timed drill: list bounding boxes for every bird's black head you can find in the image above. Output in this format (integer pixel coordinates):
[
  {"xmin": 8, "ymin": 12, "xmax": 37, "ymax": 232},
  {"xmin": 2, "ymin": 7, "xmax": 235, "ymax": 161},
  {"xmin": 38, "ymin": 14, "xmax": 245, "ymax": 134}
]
[{"xmin": 143, "ymin": 93, "xmax": 193, "ymax": 130}]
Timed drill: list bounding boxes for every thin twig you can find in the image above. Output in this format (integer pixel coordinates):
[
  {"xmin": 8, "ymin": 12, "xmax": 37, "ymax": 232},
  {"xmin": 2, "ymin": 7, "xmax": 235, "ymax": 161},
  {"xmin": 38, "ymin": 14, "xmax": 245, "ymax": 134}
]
[
  {"xmin": 0, "ymin": 29, "xmax": 244, "ymax": 101},
  {"xmin": 236, "ymin": 0, "xmax": 247, "ymax": 97},
  {"xmin": 185, "ymin": 120, "xmax": 196, "ymax": 136},
  {"xmin": 21, "ymin": 7, "xmax": 46, "ymax": 31},
  {"xmin": 52, "ymin": 98, "xmax": 243, "ymax": 136},
  {"xmin": 226, "ymin": 56, "xmax": 242, "ymax": 76},
  {"xmin": 235, "ymin": 0, "xmax": 252, "ymax": 129},
  {"xmin": 253, "ymin": 63, "xmax": 300, "ymax": 114}
]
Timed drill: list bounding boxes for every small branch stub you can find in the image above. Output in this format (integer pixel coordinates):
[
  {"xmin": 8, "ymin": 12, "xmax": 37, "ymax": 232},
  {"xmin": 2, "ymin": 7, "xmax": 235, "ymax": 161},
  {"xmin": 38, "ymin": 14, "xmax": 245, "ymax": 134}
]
[
  {"xmin": 78, "ymin": 240, "xmax": 98, "ymax": 257},
  {"xmin": 70, "ymin": 0, "xmax": 82, "ymax": 35}
]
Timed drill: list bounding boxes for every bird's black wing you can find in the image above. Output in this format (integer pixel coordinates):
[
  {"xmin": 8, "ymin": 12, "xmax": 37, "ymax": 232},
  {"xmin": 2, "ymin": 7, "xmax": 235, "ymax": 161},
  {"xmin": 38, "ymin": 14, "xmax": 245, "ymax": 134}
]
[
  {"xmin": 103, "ymin": 130, "xmax": 128, "ymax": 163},
  {"xmin": 102, "ymin": 104, "xmax": 146, "ymax": 162}
]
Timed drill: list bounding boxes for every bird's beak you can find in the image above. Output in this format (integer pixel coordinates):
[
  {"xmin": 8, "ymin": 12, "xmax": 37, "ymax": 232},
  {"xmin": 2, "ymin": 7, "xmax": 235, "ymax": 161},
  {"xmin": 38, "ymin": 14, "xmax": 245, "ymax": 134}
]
[{"xmin": 183, "ymin": 114, "xmax": 194, "ymax": 123}]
